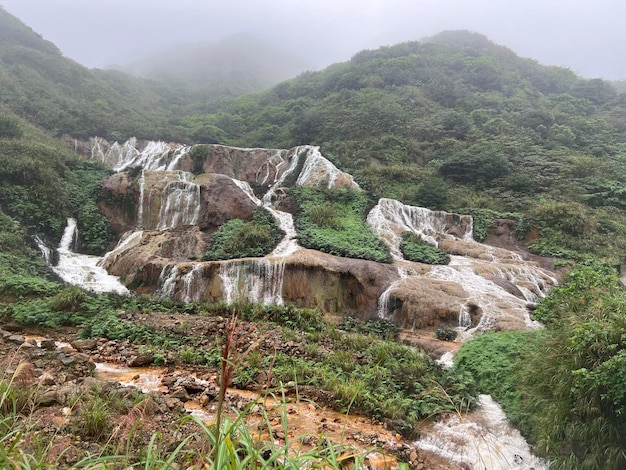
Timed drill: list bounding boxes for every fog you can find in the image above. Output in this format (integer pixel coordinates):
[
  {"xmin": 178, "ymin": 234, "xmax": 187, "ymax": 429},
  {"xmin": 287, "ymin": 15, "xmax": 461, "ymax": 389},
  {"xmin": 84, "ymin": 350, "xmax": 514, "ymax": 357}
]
[{"xmin": 2, "ymin": 0, "xmax": 625, "ymax": 79}]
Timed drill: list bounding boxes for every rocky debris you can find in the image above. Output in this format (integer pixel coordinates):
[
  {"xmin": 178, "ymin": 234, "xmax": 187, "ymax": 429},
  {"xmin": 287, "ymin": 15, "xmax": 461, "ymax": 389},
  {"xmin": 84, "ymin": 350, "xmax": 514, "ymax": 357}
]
[
  {"xmin": 70, "ymin": 338, "xmax": 97, "ymax": 351},
  {"xmin": 128, "ymin": 352, "xmax": 155, "ymax": 367},
  {"xmin": 40, "ymin": 338, "xmax": 56, "ymax": 350},
  {"xmin": 0, "ymin": 323, "xmax": 452, "ymax": 469},
  {"xmin": 8, "ymin": 334, "xmax": 25, "ymax": 344}
]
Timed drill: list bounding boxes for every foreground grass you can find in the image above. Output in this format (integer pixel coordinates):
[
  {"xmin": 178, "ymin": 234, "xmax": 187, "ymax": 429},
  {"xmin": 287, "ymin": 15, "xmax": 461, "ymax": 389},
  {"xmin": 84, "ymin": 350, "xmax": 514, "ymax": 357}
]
[{"xmin": 0, "ymin": 269, "xmax": 476, "ymax": 467}]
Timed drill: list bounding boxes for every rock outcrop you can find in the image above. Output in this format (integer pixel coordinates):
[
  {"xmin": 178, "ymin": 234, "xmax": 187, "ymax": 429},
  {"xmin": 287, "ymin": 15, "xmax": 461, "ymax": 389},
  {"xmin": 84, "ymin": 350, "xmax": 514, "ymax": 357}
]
[{"xmin": 63, "ymin": 138, "xmax": 558, "ymax": 338}]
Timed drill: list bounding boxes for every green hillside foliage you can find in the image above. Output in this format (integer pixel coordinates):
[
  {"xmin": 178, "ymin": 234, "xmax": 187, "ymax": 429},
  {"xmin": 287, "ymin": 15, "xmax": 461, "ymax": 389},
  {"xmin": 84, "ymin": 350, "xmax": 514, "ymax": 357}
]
[
  {"xmin": 290, "ymin": 187, "xmax": 391, "ymax": 263},
  {"xmin": 179, "ymin": 30, "xmax": 626, "ymax": 261},
  {"xmin": 456, "ymin": 262, "xmax": 626, "ymax": 469},
  {"xmin": 0, "ymin": 8, "xmax": 189, "ymax": 141},
  {"xmin": 203, "ymin": 207, "xmax": 284, "ymax": 261}
]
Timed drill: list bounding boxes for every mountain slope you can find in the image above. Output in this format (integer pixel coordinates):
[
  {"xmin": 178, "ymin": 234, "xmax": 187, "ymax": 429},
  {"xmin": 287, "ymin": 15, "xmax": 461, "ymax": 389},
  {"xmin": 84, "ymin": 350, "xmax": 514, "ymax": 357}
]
[
  {"xmin": 112, "ymin": 33, "xmax": 312, "ymax": 98},
  {"xmin": 0, "ymin": 7, "xmax": 188, "ymax": 141},
  {"xmin": 179, "ymin": 31, "xmax": 626, "ymax": 263}
]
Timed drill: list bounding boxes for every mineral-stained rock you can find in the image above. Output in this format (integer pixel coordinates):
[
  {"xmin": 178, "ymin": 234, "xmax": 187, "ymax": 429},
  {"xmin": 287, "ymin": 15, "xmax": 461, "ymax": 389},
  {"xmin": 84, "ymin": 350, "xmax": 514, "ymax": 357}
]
[
  {"xmin": 71, "ymin": 339, "xmax": 97, "ymax": 351},
  {"xmin": 128, "ymin": 352, "xmax": 155, "ymax": 367},
  {"xmin": 40, "ymin": 338, "xmax": 56, "ymax": 350}
]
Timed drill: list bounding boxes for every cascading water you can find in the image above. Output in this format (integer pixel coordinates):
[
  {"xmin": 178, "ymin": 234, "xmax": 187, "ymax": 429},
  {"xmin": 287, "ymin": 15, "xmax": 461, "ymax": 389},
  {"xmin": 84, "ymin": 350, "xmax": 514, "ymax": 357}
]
[
  {"xmin": 51, "ymin": 218, "xmax": 129, "ymax": 294},
  {"xmin": 416, "ymin": 394, "xmax": 548, "ymax": 469},
  {"xmin": 367, "ymin": 198, "xmax": 473, "ymax": 260},
  {"xmin": 98, "ymin": 230, "xmax": 144, "ymax": 268},
  {"xmin": 156, "ymin": 172, "xmax": 201, "ymax": 230},
  {"xmin": 295, "ymin": 146, "xmax": 360, "ymax": 189},
  {"xmin": 34, "ymin": 236, "xmax": 53, "ymax": 265},
  {"xmin": 158, "ymin": 265, "xmax": 179, "ymax": 299},
  {"xmin": 182, "ymin": 264, "xmax": 204, "ymax": 303},
  {"xmin": 137, "ymin": 169, "xmax": 146, "ymax": 228},
  {"xmin": 219, "ymin": 259, "xmax": 285, "ymax": 305},
  {"xmin": 111, "ymin": 140, "xmax": 190, "ymax": 172},
  {"xmin": 231, "ymin": 177, "xmax": 299, "ymax": 257},
  {"xmin": 377, "ymin": 267, "xmax": 409, "ymax": 318}
]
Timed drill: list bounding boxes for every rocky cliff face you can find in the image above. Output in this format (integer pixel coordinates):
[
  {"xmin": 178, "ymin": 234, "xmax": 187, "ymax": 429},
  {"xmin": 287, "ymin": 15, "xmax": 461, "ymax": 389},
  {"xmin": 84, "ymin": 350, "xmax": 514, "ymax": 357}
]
[{"xmin": 85, "ymin": 138, "xmax": 557, "ymax": 338}]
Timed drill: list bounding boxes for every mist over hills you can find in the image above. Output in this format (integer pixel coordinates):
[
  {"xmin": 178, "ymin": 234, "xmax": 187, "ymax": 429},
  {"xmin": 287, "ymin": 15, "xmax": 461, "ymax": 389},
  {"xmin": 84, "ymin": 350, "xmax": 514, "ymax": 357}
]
[
  {"xmin": 110, "ymin": 33, "xmax": 313, "ymax": 98},
  {"xmin": 2, "ymin": 3, "xmax": 626, "ymax": 265},
  {"xmin": 2, "ymin": 7, "xmax": 626, "ymax": 468}
]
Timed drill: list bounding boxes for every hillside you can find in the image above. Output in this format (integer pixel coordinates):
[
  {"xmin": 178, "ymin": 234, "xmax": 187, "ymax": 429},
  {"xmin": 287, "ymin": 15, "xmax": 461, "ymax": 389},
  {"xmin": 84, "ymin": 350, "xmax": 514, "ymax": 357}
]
[
  {"xmin": 2, "ymin": 11, "xmax": 626, "ymax": 468},
  {"xmin": 112, "ymin": 33, "xmax": 312, "ymax": 99},
  {"xmin": 0, "ymin": 7, "xmax": 193, "ymax": 141},
  {"xmin": 177, "ymin": 30, "xmax": 626, "ymax": 264}
]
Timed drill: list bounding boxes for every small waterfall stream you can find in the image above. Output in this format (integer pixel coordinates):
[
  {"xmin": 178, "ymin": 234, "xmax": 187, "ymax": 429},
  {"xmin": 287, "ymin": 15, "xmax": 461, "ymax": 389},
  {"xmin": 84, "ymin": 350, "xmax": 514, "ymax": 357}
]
[
  {"xmin": 219, "ymin": 259, "xmax": 286, "ymax": 305},
  {"xmin": 51, "ymin": 218, "xmax": 129, "ymax": 294},
  {"xmin": 367, "ymin": 198, "xmax": 473, "ymax": 260},
  {"xmin": 156, "ymin": 172, "xmax": 201, "ymax": 230},
  {"xmin": 416, "ymin": 394, "xmax": 548, "ymax": 469},
  {"xmin": 158, "ymin": 265, "xmax": 179, "ymax": 299},
  {"xmin": 231, "ymin": 177, "xmax": 299, "ymax": 257}
]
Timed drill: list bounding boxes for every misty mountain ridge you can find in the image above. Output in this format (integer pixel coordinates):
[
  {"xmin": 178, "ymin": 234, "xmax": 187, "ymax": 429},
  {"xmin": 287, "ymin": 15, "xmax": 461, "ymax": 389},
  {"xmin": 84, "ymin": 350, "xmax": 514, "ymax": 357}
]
[{"xmin": 110, "ymin": 33, "xmax": 313, "ymax": 97}]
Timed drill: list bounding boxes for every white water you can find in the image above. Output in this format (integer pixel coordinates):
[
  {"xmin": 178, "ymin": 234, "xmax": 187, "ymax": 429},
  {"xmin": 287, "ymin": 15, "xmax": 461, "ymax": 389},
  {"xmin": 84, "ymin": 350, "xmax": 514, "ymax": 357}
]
[
  {"xmin": 34, "ymin": 236, "xmax": 53, "ymax": 265},
  {"xmin": 295, "ymin": 146, "xmax": 360, "ymax": 189},
  {"xmin": 158, "ymin": 265, "xmax": 179, "ymax": 299},
  {"xmin": 98, "ymin": 230, "xmax": 144, "ymax": 268},
  {"xmin": 231, "ymin": 177, "xmax": 299, "ymax": 257},
  {"xmin": 425, "ymin": 261, "xmax": 530, "ymax": 341},
  {"xmin": 137, "ymin": 169, "xmax": 146, "ymax": 228},
  {"xmin": 416, "ymin": 394, "xmax": 548, "ymax": 470},
  {"xmin": 111, "ymin": 139, "xmax": 190, "ymax": 172},
  {"xmin": 52, "ymin": 218, "xmax": 129, "ymax": 294},
  {"xmin": 182, "ymin": 264, "xmax": 204, "ymax": 303},
  {"xmin": 367, "ymin": 198, "xmax": 473, "ymax": 260},
  {"xmin": 156, "ymin": 172, "xmax": 201, "ymax": 230},
  {"xmin": 377, "ymin": 266, "xmax": 409, "ymax": 318},
  {"xmin": 219, "ymin": 259, "xmax": 285, "ymax": 305}
]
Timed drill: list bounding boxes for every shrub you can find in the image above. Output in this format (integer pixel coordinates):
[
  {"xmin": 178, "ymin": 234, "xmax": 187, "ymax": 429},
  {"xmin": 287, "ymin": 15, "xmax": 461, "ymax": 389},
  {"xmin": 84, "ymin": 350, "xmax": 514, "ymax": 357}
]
[
  {"xmin": 203, "ymin": 207, "xmax": 284, "ymax": 261},
  {"xmin": 291, "ymin": 186, "xmax": 391, "ymax": 263},
  {"xmin": 0, "ymin": 116, "xmax": 23, "ymax": 139},
  {"xmin": 400, "ymin": 232, "xmax": 450, "ymax": 265},
  {"xmin": 435, "ymin": 327, "xmax": 457, "ymax": 341}
]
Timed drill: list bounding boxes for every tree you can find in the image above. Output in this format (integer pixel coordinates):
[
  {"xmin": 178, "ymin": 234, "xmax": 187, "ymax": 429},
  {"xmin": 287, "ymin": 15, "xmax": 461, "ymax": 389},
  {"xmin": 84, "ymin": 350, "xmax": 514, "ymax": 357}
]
[{"xmin": 0, "ymin": 115, "xmax": 22, "ymax": 139}]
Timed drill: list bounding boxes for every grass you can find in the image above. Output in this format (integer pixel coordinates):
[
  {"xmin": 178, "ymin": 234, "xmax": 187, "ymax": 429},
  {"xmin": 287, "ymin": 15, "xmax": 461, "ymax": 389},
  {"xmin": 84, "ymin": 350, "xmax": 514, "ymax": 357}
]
[{"xmin": 0, "ymin": 318, "xmax": 391, "ymax": 469}]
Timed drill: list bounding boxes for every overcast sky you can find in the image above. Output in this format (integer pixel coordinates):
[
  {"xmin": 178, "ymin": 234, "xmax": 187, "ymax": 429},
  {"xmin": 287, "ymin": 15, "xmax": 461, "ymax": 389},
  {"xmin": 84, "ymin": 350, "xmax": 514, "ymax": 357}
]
[{"xmin": 2, "ymin": 0, "xmax": 625, "ymax": 79}]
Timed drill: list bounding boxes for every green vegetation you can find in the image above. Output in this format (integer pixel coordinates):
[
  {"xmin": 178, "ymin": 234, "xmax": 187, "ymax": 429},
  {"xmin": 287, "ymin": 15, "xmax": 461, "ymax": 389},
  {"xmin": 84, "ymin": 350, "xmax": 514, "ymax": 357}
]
[
  {"xmin": 454, "ymin": 331, "xmax": 537, "ymax": 435},
  {"xmin": 400, "ymin": 232, "xmax": 450, "ymax": 264},
  {"xmin": 203, "ymin": 207, "xmax": 284, "ymax": 260},
  {"xmin": 291, "ymin": 186, "xmax": 391, "ymax": 263},
  {"xmin": 3, "ymin": 9, "xmax": 626, "ymax": 467},
  {"xmin": 175, "ymin": 30, "xmax": 626, "ymax": 261},
  {"xmin": 455, "ymin": 262, "xmax": 626, "ymax": 469}
]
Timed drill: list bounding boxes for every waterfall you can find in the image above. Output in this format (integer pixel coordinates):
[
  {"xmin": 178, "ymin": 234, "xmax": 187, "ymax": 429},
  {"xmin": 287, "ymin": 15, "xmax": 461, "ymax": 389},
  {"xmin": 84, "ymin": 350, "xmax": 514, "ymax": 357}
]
[
  {"xmin": 98, "ymin": 230, "xmax": 144, "ymax": 268},
  {"xmin": 58, "ymin": 217, "xmax": 78, "ymax": 253},
  {"xmin": 231, "ymin": 177, "xmax": 299, "ymax": 257},
  {"xmin": 158, "ymin": 265, "xmax": 179, "ymax": 299},
  {"xmin": 458, "ymin": 305, "xmax": 472, "ymax": 328},
  {"xmin": 156, "ymin": 172, "xmax": 201, "ymax": 230},
  {"xmin": 219, "ymin": 259, "xmax": 285, "ymax": 305},
  {"xmin": 137, "ymin": 169, "xmax": 146, "ymax": 228},
  {"xmin": 295, "ymin": 146, "xmax": 360, "ymax": 189},
  {"xmin": 182, "ymin": 264, "xmax": 204, "ymax": 303},
  {"xmin": 426, "ymin": 258, "xmax": 541, "ymax": 340},
  {"xmin": 367, "ymin": 198, "xmax": 473, "ymax": 260},
  {"xmin": 50, "ymin": 218, "xmax": 129, "ymax": 294},
  {"xmin": 34, "ymin": 236, "xmax": 53, "ymax": 265},
  {"xmin": 416, "ymin": 394, "xmax": 548, "ymax": 469},
  {"xmin": 111, "ymin": 140, "xmax": 190, "ymax": 172},
  {"xmin": 377, "ymin": 267, "xmax": 408, "ymax": 318}
]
